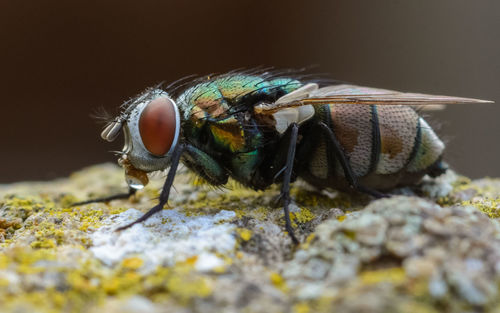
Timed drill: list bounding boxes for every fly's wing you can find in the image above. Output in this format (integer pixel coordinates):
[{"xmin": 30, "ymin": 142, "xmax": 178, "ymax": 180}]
[
  {"xmin": 305, "ymin": 84, "xmax": 492, "ymax": 108},
  {"xmin": 255, "ymin": 84, "xmax": 493, "ymax": 115}
]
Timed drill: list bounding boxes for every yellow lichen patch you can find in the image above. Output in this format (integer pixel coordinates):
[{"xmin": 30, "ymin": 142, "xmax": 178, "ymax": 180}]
[
  {"xmin": 360, "ymin": 267, "xmax": 406, "ymax": 285},
  {"xmin": 397, "ymin": 301, "xmax": 441, "ymax": 313},
  {"xmin": 239, "ymin": 206, "xmax": 276, "ymax": 221},
  {"xmin": 451, "ymin": 175, "xmax": 472, "ymax": 189},
  {"xmin": 0, "ymin": 277, "xmax": 9, "ymax": 288},
  {"xmin": 293, "ymin": 302, "xmax": 312, "ymax": 313},
  {"xmin": 102, "ymin": 272, "xmax": 142, "ymax": 295},
  {"xmin": 270, "ymin": 272, "xmax": 288, "ymax": 293},
  {"xmin": 152, "ymin": 260, "xmax": 213, "ymax": 304},
  {"xmin": 1, "ymin": 194, "xmax": 129, "ymax": 250},
  {"xmin": 184, "ymin": 255, "xmax": 198, "ymax": 266},
  {"xmin": 437, "ymin": 175, "xmax": 500, "ymax": 206},
  {"xmin": 300, "ymin": 233, "xmax": 316, "ymax": 250},
  {"xmin": 30, "ymin": 238, "xmax": 56, "ymax": 249},
  {"xmin": 236, "ymin": 228, "xmax": 252, "ymax": 241},
  {"xmin": 121, "ymin": 257, "xmax": 144, "ymax": 270},
  {"xmin": 291, "ymin": 187, "xmax": 352, "ymax": 209},
  {"xmin": 342, "ymin": 229, "xmax": 356, "ymax": 240},
  {"xmin": 141, "ymin": 184, "xmax": 161, "ymax": 200},
  {"xmin": 1, "ymin": 196, "xmax": 49, "ymax": 221},
  {"xmin": 306, "ymin": 233, "xmax": 315, "ymax": 243},
  {"xmin": 283, "ymin": 207, "xmax": 316, "ymax": 228},
  {"xmin": 58, "ymin": 194, "xmax": 80, "ymax": 208},
  {"xmin": 180, "ymin": 180, "xmax": 276, "ymax": 221},
  {"xmin": 3, "ymin": 246, "xmax": 58, "ymax": 275},
  {"xmin": 0, "ymin": 254, "xmax": 8, "ymax": 269},
  {"xmin": 292, "ymin": 207, "xmax": 315, "ymax": 224},
  {"xmin": 461, "ymin": 198, "xmax": 500, "ymax": 219}
]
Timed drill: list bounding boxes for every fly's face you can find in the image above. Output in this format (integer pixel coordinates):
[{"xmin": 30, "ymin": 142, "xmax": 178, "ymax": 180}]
[{"xmin": 101, "ymin": 89, "xmax": 181, "ymax": 189}]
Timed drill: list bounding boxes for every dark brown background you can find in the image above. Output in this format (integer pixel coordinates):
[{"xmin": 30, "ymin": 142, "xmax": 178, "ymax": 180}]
[{"xmin": 1, "ymin": 0, "xmax": 499, "ymax": 183}]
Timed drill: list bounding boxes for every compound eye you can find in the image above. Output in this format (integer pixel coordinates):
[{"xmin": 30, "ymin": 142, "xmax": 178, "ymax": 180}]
[{"xmin": 139, "ymin": 97, "xmax": 177, "ymax": 156}]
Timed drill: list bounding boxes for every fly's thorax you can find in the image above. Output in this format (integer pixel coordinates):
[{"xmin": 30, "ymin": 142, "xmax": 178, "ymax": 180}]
[
  {"xmin": 172, "ymin": 75, "xmax": 305, "ymax": 187},
  {"xmin": 176, "ymin": 75, "xmax": 303, "ymax": 123},
  {"xmin": 120, "ymin": 89, "xmax": 181, "ymax": 174}
]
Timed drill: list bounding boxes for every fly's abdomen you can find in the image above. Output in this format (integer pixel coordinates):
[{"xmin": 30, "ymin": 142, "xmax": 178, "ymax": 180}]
[
  {"xmin": 301, "ymin": 103, "xmax": 445, "ymax": 190},
  {"xmin": 329, "ymin": 104, "xmax": 374, "ymax": 177},
  {"xmin": 406, "ymin": 118, "xmax": 445, "ymax": 173},
  {"xmin": 374, "ymin": 105, "xmax": 420, "ymax": 174},
  {"xmin": 330, "ymin": 104, "xmax": 444, "ymax": 177},
  {"xmin": 375, "ymin": 106, "xmax": 445, "ymax": 175}
]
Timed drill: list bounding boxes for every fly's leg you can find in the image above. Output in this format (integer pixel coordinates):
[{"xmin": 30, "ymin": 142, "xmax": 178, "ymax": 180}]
[
  {"xmin": 71, "ymin": 187, "xmax": 137, "ymax": 206},
  {"xmin": 183, "ymin": 145, "xmax": 229, "ymax": 186},
  {"xmin": 116, "ymin": 143, "xmax": 185, "ymax": 231},
  {"xmin": 356, "ymin": 185, "xmax": 388, "ymax": 198},
  {"xmin": 318, "ymin": 122, "xmax": 388, "ymax": 199},
  {"xmin": 281, "ymin": 123, "xmax": 300, "ymax": 245}
]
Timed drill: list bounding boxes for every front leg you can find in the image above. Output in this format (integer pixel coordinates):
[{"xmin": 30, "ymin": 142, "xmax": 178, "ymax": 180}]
[
  {"xmin": 116, "ymin": 143, "xmax": 185, "ymax": 231},
  {"xmin": 71, "ymin": 187, "xmax": 137, "ymax": 206}
]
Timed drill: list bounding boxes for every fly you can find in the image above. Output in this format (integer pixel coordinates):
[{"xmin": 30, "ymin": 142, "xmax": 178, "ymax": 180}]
[{"xmin": 73, "ymin": 69, "xmax": 493, "ymax": 244}]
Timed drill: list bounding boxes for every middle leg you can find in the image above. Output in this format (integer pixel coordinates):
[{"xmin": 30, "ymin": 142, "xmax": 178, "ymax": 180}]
[{"xmin": 280, "ymin": 123, "xmax": 300, "ymax": 245}]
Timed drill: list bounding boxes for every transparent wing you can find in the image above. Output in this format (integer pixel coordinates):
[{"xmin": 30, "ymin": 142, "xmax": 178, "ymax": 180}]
[
  {"xmin": 255, "ymin": 84, "xmax": 493, "ymax": 115},
  {"xmin": 305, "ymin": 84, "xmax": 492, "ymax": 105}
]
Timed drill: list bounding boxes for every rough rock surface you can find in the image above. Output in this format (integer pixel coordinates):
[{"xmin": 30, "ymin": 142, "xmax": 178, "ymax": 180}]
[{"xmin": 0, "ymin": 164, "xmax": 499, "ymax": 313}]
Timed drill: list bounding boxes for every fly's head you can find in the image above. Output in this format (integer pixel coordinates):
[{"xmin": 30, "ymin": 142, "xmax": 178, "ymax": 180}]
[{"xmin": 101, "ymin": 89, "xmax": 181, "ymax": 189}]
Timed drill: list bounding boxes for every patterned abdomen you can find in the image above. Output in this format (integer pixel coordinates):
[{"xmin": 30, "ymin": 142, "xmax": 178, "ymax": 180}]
[{"xmin": 302, "ymin": 104, "xmax": 445, "ymax": 190}]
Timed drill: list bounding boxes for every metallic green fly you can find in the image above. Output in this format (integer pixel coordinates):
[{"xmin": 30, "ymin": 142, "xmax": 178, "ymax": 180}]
[{"xmin": 74, "ymin": 69, "xmax": 491, "ymax": 244}]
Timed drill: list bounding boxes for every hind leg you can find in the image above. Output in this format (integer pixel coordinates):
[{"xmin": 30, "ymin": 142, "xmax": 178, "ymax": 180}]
[{"xmin": 318, "ymin": 122, "xmax": 388, "ymax": 199}]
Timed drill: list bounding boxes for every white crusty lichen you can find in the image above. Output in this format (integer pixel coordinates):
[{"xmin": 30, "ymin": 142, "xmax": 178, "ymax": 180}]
[{"xmin": 90, "ymin": 208, "xmax": 237, "ymax": 272}]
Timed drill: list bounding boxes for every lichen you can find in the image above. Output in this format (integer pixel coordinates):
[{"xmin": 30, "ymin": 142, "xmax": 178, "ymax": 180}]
[
  {"xmin": 1, "ymin": 164, "xmax": 500, "ymax": 313},
  {"xmin": 236, "ymin": 228, "xmax": 253, "ymax": 241},
  {"xmin": 461, "ymin": 198, "xmax": 500, "ymax": 219},
  {"xmin": 291, "ymin": 207, "xmax": 315, "ymax": 224},
  {"xmin": 269, "ymin": 272, "xmax": 288, "ymax": 293},
  {"xmin": 359, "ymin": 267, "xmax": 406, "ymax": 285}
]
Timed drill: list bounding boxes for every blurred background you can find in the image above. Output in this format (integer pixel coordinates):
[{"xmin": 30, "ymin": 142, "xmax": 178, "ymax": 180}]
[{"xmin": 0, "ymin": 0, "xmax": 499, "ymax": 183}]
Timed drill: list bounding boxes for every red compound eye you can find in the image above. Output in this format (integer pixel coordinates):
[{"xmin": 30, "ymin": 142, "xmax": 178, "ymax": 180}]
[{"xmin": 139, "ymin": 97, "xmax": 177, "ymax": 156}]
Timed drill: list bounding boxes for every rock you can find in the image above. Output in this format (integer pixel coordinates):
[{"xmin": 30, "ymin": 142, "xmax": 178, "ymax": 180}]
[{"xmin": 0, "ymin": 164, "xmax": 500, "ymax": 312}]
